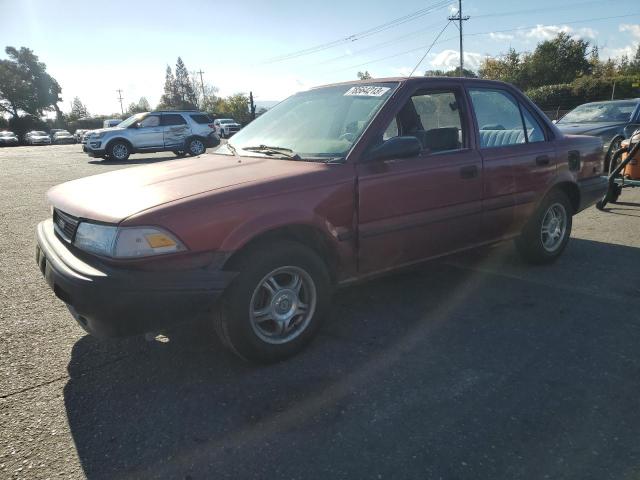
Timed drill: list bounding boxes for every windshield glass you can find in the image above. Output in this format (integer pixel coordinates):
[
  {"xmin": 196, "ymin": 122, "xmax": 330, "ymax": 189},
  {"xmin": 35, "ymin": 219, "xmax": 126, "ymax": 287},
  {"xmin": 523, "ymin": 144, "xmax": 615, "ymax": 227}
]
[
  {"xmin": 0, "ymin": 132, "xmax": 14, "ymax": 137},
  {"xmin": 115, "ymin": 114, "xmax": 144, "ymax": 128},
  {"xmin": 226, "ymin": 82, "xmax": 398, "ymax": 159},
  {"xmin": 33, "ymin": 131, "xmax": 47, "ymax": 135},
  {"xmin": 220, "ymin": 119, "xmax": 234, "ymax": 124},
  {"xmin": 559, "ymin": 101, "xmax": 638, "ymax": 124}
]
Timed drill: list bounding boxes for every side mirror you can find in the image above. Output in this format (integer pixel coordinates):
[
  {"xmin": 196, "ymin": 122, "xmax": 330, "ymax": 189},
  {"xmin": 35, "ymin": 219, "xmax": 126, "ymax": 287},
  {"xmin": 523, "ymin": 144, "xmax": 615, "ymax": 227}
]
[
  {"xmin": 129, "ymin": 123, "xmax": 140, "ymax": 129},
  {"xmin": 367, "ymin": 136, "xmax": 422, "ymax": 162}
]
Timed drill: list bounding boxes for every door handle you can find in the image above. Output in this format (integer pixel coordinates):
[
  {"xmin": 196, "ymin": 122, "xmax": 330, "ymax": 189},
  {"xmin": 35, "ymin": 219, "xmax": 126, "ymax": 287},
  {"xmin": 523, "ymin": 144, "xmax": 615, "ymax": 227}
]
[
  {"xmin": 459, "ymin": 165, "xmax": 478, "ymax": 179},
  {"xmin": 536, "ymin": 155, "xmax": 550, "ymax": 166}
]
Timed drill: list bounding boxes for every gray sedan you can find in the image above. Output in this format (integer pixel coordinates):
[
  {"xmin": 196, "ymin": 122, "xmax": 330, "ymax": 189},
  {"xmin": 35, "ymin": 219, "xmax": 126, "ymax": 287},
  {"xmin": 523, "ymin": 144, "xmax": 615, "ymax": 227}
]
[{"xmin": 556, "ymin": 99, "xmax": 640, "ymax": 171}]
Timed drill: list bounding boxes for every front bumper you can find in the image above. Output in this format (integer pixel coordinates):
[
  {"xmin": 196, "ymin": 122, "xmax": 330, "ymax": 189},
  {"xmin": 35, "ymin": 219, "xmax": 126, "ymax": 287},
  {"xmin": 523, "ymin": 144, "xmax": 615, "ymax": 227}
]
[
  {"xmin": 36, "ymin": 219, "xmax": 234, "ymax": 337},
  {"xmin": 577, "ymin": 176, "xmax": 608, "ymax": 212}
]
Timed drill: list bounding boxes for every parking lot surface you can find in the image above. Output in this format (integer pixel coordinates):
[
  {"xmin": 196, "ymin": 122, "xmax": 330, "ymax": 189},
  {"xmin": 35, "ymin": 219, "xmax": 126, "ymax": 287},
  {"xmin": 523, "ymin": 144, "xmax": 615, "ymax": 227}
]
[{"xmin": 1, "ymin": 144, "xmax": 640, "ymax": 479}]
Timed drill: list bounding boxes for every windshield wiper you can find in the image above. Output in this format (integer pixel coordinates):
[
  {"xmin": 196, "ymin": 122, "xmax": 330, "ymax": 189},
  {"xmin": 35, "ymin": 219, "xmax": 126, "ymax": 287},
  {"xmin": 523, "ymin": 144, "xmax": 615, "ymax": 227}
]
[
  {"xmin": 226, "ymin": 143, "xmax": 238, "ymax": 156},
  {"xmin": 241, "ymin": 145, "xmax": 302, "ymax": 160}
]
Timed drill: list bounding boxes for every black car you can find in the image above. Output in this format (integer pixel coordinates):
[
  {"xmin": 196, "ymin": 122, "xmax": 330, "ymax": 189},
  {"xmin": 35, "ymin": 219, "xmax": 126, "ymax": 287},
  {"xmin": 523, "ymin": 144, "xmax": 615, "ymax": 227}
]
[{"xmin": 556, "ymin": 99, "xmax": 640, "ymax": 171}]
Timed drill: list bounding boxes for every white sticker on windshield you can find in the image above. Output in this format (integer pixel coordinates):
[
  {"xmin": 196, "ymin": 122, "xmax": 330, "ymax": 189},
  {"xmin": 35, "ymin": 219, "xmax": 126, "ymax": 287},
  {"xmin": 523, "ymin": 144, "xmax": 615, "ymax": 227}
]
[{"xmin": 344, "ymin": 86, "xmax": 390, "ymax": 97}]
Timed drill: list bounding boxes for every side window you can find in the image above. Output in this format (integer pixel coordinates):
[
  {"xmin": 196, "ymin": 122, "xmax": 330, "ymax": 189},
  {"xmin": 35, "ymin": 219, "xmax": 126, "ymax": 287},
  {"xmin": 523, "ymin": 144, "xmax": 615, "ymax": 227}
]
[
  {"xmin": 162, "ymin": 114, "xmax": 187, "ymax": 126},
  {"xmin": 139, "ymin": 115, "xmax": 160, "ymax": 128},
  {"xmin": 380, "ymin": 90, "xmax": 465, "ymax": 153},
  {"xmin": 469, "ymin": 89, "xmax": 526, "ymax": 148},
  {"xmin": 521, "ymin": 108, "xmax": 545, "ymax": 143}
]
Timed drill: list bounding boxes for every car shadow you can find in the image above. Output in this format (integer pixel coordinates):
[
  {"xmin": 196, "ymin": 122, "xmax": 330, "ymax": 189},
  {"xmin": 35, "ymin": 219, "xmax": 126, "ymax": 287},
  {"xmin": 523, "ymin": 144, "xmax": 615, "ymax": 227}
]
[{"xmin": 63, "ymin": 238, "xmax": 640, "ymax": 479}]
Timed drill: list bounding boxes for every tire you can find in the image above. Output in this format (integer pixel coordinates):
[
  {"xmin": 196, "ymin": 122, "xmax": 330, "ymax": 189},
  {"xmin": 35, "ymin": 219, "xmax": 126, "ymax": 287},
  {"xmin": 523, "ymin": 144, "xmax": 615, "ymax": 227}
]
[
  {"xmin": 610, "ymin": 184, "xmax": 622, "ymax": 204},
  {"xmin": 214, "ymin": 241, "xmax": 332, "ymax": 363},
  {"xmin": 605, "ymin": 137, "xmax": 623, "ymax": 174},
  {"xmin": 515, "ymin": 189, "xmax": 573, "ymax": 265},
  {"xmin": 107, "ymin": 140, "xmax": 130, "ymax": 161},
  {"xmin": 186, "ymin": 137, "xmax": 206, "ymax": 156}
]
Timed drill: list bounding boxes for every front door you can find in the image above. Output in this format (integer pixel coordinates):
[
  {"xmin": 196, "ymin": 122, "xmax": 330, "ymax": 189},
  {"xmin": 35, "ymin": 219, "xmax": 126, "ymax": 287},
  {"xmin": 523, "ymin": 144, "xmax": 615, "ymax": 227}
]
[
  {"xmin": 357, "ymin": 86, "xmax": 483, "ymax": 275},
  {"xmin": 134, "ymin": 114, "xmax": 163, "ymax": 149}
]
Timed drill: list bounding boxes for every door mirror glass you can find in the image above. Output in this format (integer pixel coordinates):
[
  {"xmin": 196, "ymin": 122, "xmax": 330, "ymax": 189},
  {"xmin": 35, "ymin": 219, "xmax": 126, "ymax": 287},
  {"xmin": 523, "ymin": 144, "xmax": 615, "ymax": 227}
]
[{"xmin": 368, "ymin": 136, "xmax": 422, "ymax": 162}]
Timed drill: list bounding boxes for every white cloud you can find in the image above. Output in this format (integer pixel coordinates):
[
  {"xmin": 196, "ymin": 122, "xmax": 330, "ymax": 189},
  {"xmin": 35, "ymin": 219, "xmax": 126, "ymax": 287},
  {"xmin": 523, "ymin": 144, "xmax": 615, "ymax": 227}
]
[
  {"xmin": 523, "ymin": 24, "xmax": 597, "ymax": 41},
  {"xmin": 429, "ymin": 50, "xmax": 485, "ymax": 70},
  {"xmin": 620, "ymin": 24, "xmax": 640, "ymax": 39},
  {"xmin": 448, "ymin": 3, "xmax": 458, "ymax": 15},
  {"xmin": 489, "ymin": 32, "xmax": 515, "ymax": 41}
]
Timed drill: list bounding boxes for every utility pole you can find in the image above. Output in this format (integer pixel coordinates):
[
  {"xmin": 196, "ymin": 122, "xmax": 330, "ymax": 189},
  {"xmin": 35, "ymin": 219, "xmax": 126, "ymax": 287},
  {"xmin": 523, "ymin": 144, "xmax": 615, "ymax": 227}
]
[
  {"xmin": 116, "ymin": 89, "xmax": 124, "ymax": 115},
  {"xmin": 197, "ymin": 70, "xmax": 206, "ymax": 99},
  {"xmin": 448, "ymin": 0, "xmax": 470, "ymax": 77}
]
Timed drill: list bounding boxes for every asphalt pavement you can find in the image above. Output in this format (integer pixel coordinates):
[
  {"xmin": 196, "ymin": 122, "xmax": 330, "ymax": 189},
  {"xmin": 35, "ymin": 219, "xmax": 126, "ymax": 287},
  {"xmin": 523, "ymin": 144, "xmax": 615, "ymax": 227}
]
[{"xmin": 1, "ymin": 144, "xmax": 640, "ymax": 479}]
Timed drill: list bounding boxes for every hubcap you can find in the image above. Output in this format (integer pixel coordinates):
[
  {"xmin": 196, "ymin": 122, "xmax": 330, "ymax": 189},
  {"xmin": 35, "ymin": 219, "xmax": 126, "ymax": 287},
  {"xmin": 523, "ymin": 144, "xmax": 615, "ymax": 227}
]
[
  {"xmin": 190, "ymin": 139, "xmax": 205, "ymax": 155},
  {"xmin": 540, "ymin": 202, "xmax": 567, "ymax": 252},
  {"xmin": 249, "ymin": 266, "xmax": 317, "ymax": 344},
  {"xmin": 112, "ymin": 143, "xmax": 128, "ymax": 160}
]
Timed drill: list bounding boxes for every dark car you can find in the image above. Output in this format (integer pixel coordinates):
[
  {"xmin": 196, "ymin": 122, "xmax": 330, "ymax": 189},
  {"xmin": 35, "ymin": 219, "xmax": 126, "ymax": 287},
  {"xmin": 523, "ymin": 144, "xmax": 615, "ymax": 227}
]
[
  {"xmin": 556, "ymin": 99, "xmax": 640, "ymax": 171},
  {"xmin": 36, "ymin": 77, "xmax": 607, "ymax": 363},
  {"xmin": 52, "ymin": 130, "xmax": 76, "ymax": 144},
  {"xmin": 0, "ymin": 130, "xmax": 19, "ymax": 146}
]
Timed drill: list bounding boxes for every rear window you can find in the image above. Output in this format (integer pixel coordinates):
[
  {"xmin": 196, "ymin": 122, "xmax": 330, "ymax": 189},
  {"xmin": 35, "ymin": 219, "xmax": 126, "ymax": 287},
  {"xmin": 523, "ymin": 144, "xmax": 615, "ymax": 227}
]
[{"xmin": 190, "ymin": 114, "xmax": 213, "ymax": 124}]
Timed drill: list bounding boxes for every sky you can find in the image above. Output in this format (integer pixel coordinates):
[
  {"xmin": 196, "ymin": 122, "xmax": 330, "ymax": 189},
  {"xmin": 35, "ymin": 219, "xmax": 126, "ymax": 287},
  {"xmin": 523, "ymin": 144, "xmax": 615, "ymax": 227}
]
[{"xmin": 1, "ymin": 0, "xmax": 639, "ymax": 116}]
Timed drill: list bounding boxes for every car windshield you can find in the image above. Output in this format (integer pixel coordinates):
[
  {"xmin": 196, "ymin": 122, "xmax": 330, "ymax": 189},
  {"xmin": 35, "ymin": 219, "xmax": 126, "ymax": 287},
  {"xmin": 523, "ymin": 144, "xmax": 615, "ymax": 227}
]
[
  {"xmin": 0, "ymin": 132, "xmax": 14, "ymax": 137},
  {"xmin": 226, "ymin": 83, "xmax": 398, "ymax": 159},
  {"xmin": 56, "ymin": 131, "xmax": 70, "ymax": 135},
  {"xmin": 115, "ymin": 114, "xmax": 144, "ymax": 128},
  {"xmin": 220, "ymin": 119, "xmax": 235, "ymax": 124},
  {"xmin": 559, "ymin": 101, "xmax": 638, "ymax": 124},
  {"xmin": 33, "ymin": 131, "xmax": 47, "ymax": 135}
]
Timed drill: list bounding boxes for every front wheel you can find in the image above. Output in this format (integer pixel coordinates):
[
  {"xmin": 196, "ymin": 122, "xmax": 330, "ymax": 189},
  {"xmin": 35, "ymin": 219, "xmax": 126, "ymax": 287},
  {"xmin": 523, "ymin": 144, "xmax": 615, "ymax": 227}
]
[
  {"xmin": 108, "ymin": 141, "xmax": 130, "ymax": 161},
  {"xmin": 515, "ymin": 190, "xmax": 573, "ymax": 265},
  {"xmin": 186, "ymin": 137, "xmax": 206, "ymax": 156},
  {"xmin": 213, "ymin": 241, "xmax": 332, "ymax": 363}
]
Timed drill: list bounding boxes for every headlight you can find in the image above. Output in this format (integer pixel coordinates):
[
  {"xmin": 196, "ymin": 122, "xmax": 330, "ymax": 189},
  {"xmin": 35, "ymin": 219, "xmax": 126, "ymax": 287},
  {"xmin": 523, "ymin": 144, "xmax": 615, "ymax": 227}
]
[
  {"xmin": 91, "ymin": 132, "xmax": 105, "ymax": 139},
  {"xmin": 74, "ymin": 222, "xmax": 187, "ymax": 258}
]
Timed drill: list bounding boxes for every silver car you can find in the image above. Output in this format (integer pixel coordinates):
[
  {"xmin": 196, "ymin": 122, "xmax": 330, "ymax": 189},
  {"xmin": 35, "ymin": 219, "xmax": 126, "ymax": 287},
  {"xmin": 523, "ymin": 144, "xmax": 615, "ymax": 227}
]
[
  {"xmin": 52, "ymin": 130, "xmax": 76, "ymax": 144},
  {"xmin": 83, "ymin": 111, "xmax": 220, "ymax": 161},
  {"xmin": 25, "ymin": 131, "xmax": 52, "ymax": 145},
  {"xmin": 0, "ymin": 130, "xmax": 19, "ymax": 146}
]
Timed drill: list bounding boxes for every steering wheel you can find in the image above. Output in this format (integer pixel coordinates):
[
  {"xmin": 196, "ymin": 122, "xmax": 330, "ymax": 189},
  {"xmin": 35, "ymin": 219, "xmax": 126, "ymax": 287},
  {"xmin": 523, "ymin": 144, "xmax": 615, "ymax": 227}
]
[{"xmin": 338, "ymin": 132, "xmax": 355, "ymax": 142}]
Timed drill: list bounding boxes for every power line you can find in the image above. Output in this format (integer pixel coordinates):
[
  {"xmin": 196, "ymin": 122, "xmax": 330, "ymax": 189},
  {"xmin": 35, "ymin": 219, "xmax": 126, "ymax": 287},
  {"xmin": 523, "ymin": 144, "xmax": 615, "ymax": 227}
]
[
  {"xmin": 324, "ymin": 12, "xmax": 640, "ymax": 75},
  {"xmin": 263, "ymin": 0, "xmax": 451, "ymax": 63},
  {"xmin": 409, "ymin": 21, "xmax": 452, "ymax": 76}
]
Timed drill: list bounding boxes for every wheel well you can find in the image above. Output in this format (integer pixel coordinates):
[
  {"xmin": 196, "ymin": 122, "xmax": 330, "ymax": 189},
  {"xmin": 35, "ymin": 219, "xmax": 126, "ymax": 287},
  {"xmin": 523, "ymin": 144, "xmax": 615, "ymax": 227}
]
[
  {"xmin": 222, "ymin": 225, "xmax": 339, "ymax": 281},
  {"xmin": 105, "ymin": 137, "xmax": 133, "ymax": 152},
  {"xmin": 555, "ymin": 182, "xmax": 580, "ymax": 213}
]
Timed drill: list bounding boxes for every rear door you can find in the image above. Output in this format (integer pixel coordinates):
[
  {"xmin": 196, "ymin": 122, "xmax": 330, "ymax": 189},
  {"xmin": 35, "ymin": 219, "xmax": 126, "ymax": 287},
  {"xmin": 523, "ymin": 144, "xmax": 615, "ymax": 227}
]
[
  {"xmin": 162, "ymin": 113, "xmax": 190, "ymax": 148},
  {"xmin": 467, "ymin": 87, "xmax": 556, "ymax": 240},
  {"xmin": 134, "ymin": 114, "xmax": 163, "ymax": 149},
  {"xmin": 357, "ymin": 84, "xmax": 483, "ymax": 274}
]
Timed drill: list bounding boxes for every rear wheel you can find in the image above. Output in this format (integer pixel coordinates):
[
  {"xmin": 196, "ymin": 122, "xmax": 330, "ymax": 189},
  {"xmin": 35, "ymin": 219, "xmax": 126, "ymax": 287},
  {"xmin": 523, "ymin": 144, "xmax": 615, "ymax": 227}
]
[
  {"xmin": 213, "ymin": 241, "xmax": 331, "ymax": 363},
  {"xmin": 515, "ymin": 189, "xmax": 573, "ymax": 265},
  {"xmin": 108, "ymin": 141, "xmax": 130, "ymax": 161},
  {"xmin": 186, "ymin": 137, "xmax": 206, "ymax": 156}
]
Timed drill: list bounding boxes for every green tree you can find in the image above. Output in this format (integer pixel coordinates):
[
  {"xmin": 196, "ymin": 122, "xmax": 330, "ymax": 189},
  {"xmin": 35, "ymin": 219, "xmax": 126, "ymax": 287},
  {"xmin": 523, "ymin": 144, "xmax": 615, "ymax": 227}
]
[
  {"xmin": 174, "ymin": 57, "xmax": 198, "ymax": 109},
  {"xmin": 215, "ymin": 93, "xmax": 250, "ymax": 123},
  {"xmin": 425, "ymin": 67, "xmax": 477, "ymax": 78},
  {"xmin": 69, "ymin": 96, "xmax": 89, "ymax": 120},
  {"xmin": 0, "ymin": 46, "xmax": 62, "ymax": 118},
  {"xmin": 357, "ymin": 70, "xmax": 372, "ymax": 80},
  {"xmin": 520, "ymin": 33, "xmax": 592, "ymax": 89},
  {"xmin": 126, "ymin": 97, "xmax": 151, "ymax": 115},
  {"xmin": 478, "ymin": 48, "xmax": 523, "ymax": 85},
  {"xmin": 157, "ymin": 66, "xmax": 179, "ymax": 109}
]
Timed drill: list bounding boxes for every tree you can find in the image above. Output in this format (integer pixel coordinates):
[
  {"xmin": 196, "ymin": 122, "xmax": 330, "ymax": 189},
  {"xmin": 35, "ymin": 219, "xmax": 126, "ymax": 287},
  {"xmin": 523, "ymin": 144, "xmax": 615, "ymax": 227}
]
[
  {"xmin": 425, "ymin": 67, "xmax": 477, "ymax": 78},
  {"xmin": 520, "ymin": 33, "xmax": 592, "ymax": 89},
  {"xmin": 0, "ymin": 46, "xmax": 62, "ymax": 118},
  {"xmin": 157, "ymin": 66, "xmax": 179, "ymax": 109},
  {"xmin": 174, "ymin": 57, "xmax": 198, "ymax": 109},
  {"xmin": 126, "ymin": 97, "xmax": 151, "ymax": 115},
  {"xmin": 478, "ymin": 48, "xmax": 523, "ymax": 85},
  {"xmin": 357, "ymin": 70, "xmax": 372, "ymax": 80},
  {"xmin": 69, "ymin": 96, "xmax": 89, "ymax": 120},
  {"xmin": 215, "ymin": 93, "xmax": 250, "ymax": 124}
]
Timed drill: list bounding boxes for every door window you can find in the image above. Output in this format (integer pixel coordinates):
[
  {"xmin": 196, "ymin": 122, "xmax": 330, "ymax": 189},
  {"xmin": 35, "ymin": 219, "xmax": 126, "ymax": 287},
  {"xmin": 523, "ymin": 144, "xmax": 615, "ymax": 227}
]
[
  {"xmin": 162, "ymin": 114, "xmax": 187, "ymax": 126},
  {"xmin": 521, "ymin": 108, "xmax": 545, "ymax": 143},
  {"xmin": 139, "ymin": 115, "xmax": 160, "ymax": 128},
  {"xmin": 469, "ymin": 89, "xmax": 526, "ymax": 148},
  {"xmin": 381, "ymin": 90, "xmax": 465, "ymax": 153}
]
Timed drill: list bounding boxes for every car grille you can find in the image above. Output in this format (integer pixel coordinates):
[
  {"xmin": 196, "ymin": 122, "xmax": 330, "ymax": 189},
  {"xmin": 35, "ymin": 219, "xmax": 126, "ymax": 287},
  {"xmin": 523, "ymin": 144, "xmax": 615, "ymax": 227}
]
[{"xmin": 53, "ymin": 209, "xmax": 79, "ymax": 242}]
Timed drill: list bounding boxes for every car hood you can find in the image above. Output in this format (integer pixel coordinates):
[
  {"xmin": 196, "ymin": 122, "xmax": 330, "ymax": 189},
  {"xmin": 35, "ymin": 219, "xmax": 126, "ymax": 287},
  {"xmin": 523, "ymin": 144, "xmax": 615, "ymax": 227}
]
[
  {"xmin": 90, "ymin": 127, "xmax": 124, "ymax": 135},
  {"xmin": 556, "ymin": 122, "xmax": 625, "ymax": 136},
  {"xmin": 47, "ymin": 154, "xmax": 328, "ymax": 224}
]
